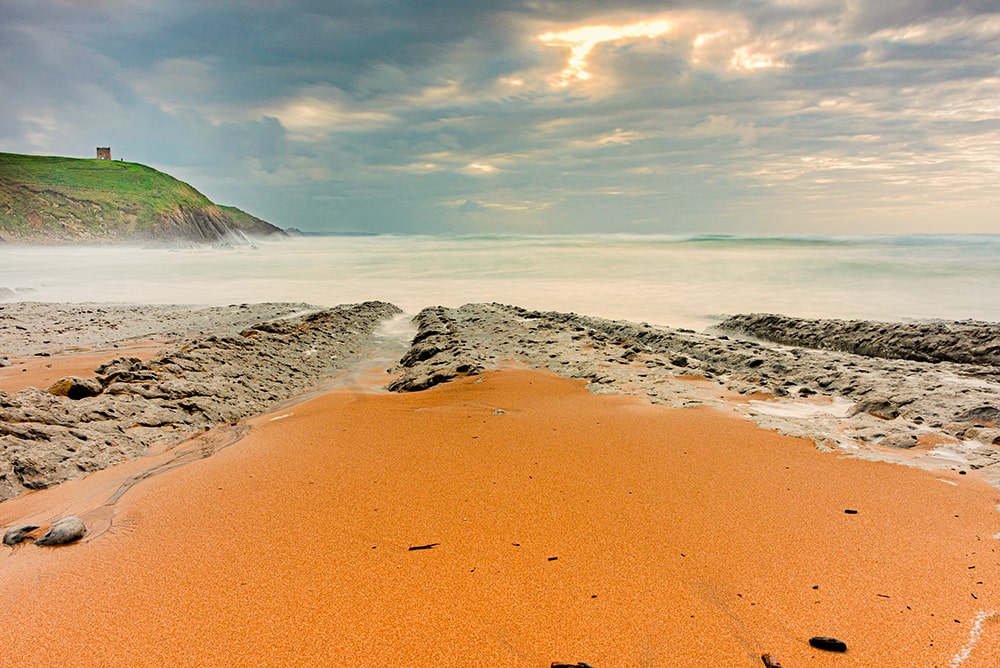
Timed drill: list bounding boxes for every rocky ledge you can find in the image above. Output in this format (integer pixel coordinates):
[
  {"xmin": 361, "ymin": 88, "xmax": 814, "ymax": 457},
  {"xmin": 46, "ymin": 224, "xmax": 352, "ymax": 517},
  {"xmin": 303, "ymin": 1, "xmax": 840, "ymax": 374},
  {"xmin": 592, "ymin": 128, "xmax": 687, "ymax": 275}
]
[
  {"xmin": 4, "ymin": 300, "xmax": 999, "ymax": 502},
  {"xmin": 0, "ymin": 301, "xmax": 400, "ymax": 501},
  {"xmin": 390, "ymin": 304, "xmax": 1000, "ymax": 484},
  {"xmin": 716, "ymin": 313, "xmax": 1000, "ymax": 368}
]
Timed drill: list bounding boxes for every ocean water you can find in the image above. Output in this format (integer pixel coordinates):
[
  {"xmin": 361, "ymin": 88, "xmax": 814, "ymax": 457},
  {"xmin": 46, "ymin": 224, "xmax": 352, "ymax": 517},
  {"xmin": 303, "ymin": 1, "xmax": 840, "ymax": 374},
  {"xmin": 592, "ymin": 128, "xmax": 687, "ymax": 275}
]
[{"xmin": 1, "ymin": 234, "xmax": 998, "ymax": 331}]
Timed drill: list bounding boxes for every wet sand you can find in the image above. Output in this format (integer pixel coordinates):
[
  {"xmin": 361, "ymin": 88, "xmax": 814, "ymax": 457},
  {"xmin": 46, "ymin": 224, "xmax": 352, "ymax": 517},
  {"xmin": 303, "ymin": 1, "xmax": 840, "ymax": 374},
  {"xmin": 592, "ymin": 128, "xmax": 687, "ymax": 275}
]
[{"xmin": 1, "ymin": 368, "xmax": 999, "ymax": 666}]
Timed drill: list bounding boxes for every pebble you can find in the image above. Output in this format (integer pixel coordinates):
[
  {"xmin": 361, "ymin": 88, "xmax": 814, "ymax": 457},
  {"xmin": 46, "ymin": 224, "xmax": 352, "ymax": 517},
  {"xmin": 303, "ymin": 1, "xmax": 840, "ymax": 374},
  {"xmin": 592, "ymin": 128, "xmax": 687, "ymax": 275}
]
[
  {"xmin": 3, "ymin": 524, "xmax": 40, "ymax": 546},
  {"xmin": 808, "ymin": 636, "xmax": 847, "ymax": 652}
]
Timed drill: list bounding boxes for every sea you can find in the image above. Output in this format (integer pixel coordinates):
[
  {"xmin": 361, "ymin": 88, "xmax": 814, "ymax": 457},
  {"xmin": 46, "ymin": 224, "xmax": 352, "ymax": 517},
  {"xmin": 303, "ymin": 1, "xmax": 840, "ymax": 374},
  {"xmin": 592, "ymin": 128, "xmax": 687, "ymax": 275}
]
[{"xmin": 2, "ymin": 234, "xmax": 998, "ymax": 331}]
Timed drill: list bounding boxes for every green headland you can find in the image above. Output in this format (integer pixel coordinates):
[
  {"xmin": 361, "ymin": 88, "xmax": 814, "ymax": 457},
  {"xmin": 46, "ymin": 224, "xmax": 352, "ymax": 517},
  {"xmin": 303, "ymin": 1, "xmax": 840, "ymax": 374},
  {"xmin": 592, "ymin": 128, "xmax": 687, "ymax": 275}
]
[{"xmin": 0, "ymin": 152, "xmax": 284, "ymax": 244}]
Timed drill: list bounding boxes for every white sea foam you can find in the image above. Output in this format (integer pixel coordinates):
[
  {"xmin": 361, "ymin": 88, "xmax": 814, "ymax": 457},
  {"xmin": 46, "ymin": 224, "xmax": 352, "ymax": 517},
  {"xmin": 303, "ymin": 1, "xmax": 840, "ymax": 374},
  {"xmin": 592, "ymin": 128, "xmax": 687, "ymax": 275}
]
[
  {"xmin": 748, "ymin": 396, "xmax": 853, "ymax": 419},
  {"xmin": 950, "ymin": 610, "xmax": 998, "ymax": 667},
  {"xmin": 376, "ymin": 312, "xmax": 420, "ymax": 343},
  {"xmin": 2, "ymin": 234, "xmax": 998, "ymax": 330},
  {"xmin": 930, "ymin": 453, "xmax": 971, "ymax": 468}
]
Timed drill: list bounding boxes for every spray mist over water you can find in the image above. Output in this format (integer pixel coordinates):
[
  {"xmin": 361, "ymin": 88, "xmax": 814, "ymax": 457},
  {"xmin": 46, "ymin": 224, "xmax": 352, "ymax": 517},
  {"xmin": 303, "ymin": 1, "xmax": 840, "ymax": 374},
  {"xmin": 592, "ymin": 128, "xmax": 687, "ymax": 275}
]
[{"xmin": 2, "ymin": 234, "xmax": 998, "ymax": 331}]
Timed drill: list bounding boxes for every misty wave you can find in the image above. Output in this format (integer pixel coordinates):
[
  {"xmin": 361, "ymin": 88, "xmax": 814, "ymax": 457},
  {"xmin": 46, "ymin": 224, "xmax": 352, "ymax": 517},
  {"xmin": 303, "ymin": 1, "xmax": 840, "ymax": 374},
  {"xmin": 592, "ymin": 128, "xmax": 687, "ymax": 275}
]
[{"xmin": 2, "ymin": 234, "xmax": 998, "ymax": 330}]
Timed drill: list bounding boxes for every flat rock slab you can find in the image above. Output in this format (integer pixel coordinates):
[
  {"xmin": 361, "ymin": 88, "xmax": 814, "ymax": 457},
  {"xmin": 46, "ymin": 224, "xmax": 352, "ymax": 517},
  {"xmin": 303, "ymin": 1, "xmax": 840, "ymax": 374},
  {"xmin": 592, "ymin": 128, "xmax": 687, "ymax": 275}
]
[{"xmin": 0, "ymin": 301, "xmax": 322, "ymax": 358}]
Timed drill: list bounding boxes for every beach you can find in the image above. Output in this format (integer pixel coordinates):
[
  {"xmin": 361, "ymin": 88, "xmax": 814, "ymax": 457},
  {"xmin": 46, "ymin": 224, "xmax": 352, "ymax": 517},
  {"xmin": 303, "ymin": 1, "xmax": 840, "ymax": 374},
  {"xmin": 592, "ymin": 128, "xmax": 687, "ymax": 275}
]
[{"xmin": 2, "ymin": 301, "xmax": 999, "ymax": 666}]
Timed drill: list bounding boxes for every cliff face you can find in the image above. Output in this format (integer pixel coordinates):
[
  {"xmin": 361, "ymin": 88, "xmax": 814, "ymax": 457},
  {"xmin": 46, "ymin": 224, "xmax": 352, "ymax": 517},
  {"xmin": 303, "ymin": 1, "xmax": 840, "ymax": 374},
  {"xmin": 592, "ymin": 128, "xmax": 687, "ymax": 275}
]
[
  {"xmin": 217, "ymin": 205, "xmax": 284, "ymax": 238},
  {"xmin": 139, "ymin": 205, "xmax": 261, "ymax": 245},
  {"xmin": 0, "ymin": 152, "xmax": 285, "ymax": 244}
]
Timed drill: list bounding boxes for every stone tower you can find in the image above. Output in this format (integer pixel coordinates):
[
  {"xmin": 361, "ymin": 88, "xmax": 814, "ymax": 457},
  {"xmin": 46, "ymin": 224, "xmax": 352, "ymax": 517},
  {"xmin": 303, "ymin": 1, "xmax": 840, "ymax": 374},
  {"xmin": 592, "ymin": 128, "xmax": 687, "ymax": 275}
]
[{"xmin": 96, "ymin": 147, "xmax": 112, "ymax": 160}]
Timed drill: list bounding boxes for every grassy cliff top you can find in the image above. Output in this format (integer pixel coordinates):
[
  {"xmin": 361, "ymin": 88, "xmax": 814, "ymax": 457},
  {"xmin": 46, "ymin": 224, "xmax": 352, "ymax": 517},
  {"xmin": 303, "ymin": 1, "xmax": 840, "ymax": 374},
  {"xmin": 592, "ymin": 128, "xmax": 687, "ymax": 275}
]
[
  {"xmin": 0, "ymin": 152, "xmax": 212, "ymax": 213},
  {"xmin": 0, "ymin": 152, "xmax": 282, "ymax": 242}
]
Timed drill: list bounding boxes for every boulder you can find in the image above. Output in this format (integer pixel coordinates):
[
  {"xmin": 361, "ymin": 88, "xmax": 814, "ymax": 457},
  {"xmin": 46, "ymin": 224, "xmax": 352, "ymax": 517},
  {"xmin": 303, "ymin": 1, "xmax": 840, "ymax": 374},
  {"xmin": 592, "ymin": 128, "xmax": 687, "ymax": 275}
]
[
  {"xmin": 33, "ymin": 516, "xmax": 87, "ymax": 546},
  {"xmin": 849, "ymin": 397, "xmax": 900, "ymax": 420},
  {"xmin": 963, "ymin": 427, "xmax": 1000, "ymax": 446},
  {"xmin": 47, "ymin": 376, "xmax": 104, "ymax": 400},
  {"xmin": 881, "ymin": 432, "xmax": 918, "ymax": 448}
]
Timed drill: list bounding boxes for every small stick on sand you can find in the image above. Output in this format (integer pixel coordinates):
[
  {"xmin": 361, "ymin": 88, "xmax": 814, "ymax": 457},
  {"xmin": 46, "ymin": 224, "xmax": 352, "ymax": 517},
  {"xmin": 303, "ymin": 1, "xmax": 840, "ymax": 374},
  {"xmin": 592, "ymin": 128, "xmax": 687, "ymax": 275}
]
[{"xmin": 407, "ymin": 543, "xmax": 440, "ymax": 551}]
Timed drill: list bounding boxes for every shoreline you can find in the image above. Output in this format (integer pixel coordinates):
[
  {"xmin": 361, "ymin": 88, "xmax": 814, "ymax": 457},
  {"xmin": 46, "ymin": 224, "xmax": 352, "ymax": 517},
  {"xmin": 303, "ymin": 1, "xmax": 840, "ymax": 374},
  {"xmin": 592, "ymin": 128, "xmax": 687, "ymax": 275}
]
[
  {"xmin": 1, "ymin": 300, "xmax": 999, "ymax": 664},
  {"xmin": 391, "ymin": 304, "xmax": 1000, "ymax": 484},
  {"xmin": 2, "ymin": 300, "xmax": 999, "ymax": 498}
]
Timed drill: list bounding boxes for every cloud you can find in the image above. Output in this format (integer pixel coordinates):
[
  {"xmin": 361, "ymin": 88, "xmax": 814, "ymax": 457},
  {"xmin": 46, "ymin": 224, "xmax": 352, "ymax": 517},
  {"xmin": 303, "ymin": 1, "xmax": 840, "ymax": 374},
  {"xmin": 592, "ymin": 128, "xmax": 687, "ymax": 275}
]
[
  {"xmin": 539, "ymin": 18, "xmax": 673, "ymax": 85},
  {"xmin": 254, "ymin": 88, "xmax": 398, "ymax": 141},
  {"xmin": 129, "ymin": 58, "xmax": 216, "ymax": 115},
  {"xmin": 2, "ymin": 0, "xmax": 999, "ymax": 234},
  {"xmin": 689, "ymin": 115, "xmax": 758, "ymax": 147}
]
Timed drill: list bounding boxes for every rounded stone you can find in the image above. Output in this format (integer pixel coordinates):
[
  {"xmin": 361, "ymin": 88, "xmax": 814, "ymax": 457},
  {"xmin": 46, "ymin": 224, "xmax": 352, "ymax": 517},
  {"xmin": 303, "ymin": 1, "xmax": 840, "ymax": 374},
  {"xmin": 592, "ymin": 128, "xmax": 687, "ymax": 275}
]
[
  {"xmin": 33, "ymin": 516, "xmax": 87, "ymax": 546},
  {"xmin": 3, "ymin": 524, "xmax": 40, "ymax": 546}
]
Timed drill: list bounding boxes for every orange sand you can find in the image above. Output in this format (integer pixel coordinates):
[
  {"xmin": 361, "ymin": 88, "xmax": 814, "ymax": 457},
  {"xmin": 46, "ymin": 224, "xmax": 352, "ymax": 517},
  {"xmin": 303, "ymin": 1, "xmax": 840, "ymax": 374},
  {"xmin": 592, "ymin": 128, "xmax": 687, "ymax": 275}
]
[
  {"xmin": 1, "ymin": 368, "xmax": 999, "ymax": 666},
  {"xmin": 0, "ymin": 340, "xmax": 168, "ymax": 393}
]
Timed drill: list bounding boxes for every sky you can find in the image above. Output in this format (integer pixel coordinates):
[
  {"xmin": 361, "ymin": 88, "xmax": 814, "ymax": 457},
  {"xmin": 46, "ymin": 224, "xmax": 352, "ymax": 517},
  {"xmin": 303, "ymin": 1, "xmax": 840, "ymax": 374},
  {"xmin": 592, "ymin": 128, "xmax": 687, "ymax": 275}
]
[{"xmin": 1, "ymin": 0, "xmax": 999, "ymax": 235}]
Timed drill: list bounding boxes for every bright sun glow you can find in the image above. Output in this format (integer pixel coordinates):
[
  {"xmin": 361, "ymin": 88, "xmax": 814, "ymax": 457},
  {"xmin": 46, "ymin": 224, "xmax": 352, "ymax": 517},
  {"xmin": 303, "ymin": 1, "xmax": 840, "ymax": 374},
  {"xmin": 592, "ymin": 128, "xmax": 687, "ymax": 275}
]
[
  {"xmin": 730, "ymin": 47, "xmax": 781, "ymax": 70},
  {"xmin": 539, "ymin": 19, "xmax": 672, "ymax": 85}
]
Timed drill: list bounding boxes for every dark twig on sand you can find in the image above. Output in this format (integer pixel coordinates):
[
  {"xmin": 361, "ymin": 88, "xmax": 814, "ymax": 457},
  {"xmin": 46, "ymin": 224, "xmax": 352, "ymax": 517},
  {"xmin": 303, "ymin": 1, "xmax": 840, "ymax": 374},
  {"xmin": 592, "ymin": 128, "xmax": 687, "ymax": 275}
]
[{"xmin": 407, "ymin": 543, "xmax": 440, "ymax": 551}]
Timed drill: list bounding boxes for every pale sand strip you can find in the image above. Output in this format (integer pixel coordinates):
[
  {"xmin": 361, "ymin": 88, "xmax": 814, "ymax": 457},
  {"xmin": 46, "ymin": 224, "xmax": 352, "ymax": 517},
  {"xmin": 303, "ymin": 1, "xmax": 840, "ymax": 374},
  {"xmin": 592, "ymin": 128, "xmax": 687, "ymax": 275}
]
[{"xmin": 1, "ymin": 368, "xmax": 999, "ymax": 666}]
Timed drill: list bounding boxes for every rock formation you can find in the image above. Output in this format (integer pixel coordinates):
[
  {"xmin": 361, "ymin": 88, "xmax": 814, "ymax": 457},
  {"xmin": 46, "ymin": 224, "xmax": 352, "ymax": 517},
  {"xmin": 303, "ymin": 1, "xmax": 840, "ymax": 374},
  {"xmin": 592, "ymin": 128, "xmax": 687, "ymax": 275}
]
[
  {"xmin": 715, "ymin": 313, "xmax": 1000, "ymax": 366},
  {"xmin": 0, "ymin": 301, "xmax": 401, "ymax": 500},
  {"xmin": 389, "ymin": 303, "xmax": 1000, "ymax": 482}
]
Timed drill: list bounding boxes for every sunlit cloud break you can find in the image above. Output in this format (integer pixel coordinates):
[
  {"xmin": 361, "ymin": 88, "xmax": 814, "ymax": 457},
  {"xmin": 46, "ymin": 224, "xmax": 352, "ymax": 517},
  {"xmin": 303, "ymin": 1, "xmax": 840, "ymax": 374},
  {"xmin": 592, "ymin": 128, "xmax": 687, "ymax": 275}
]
[
  {"xmin": 730, "ymin": 46, "xmax": 784, "ymax": 71},
  {"xmin": 466, "ymin": 162, "xmax": 498, "ymax": 174},
  {"xmin": 539, "ymin": 18, "xmax": 672, "ymax": 86}
]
